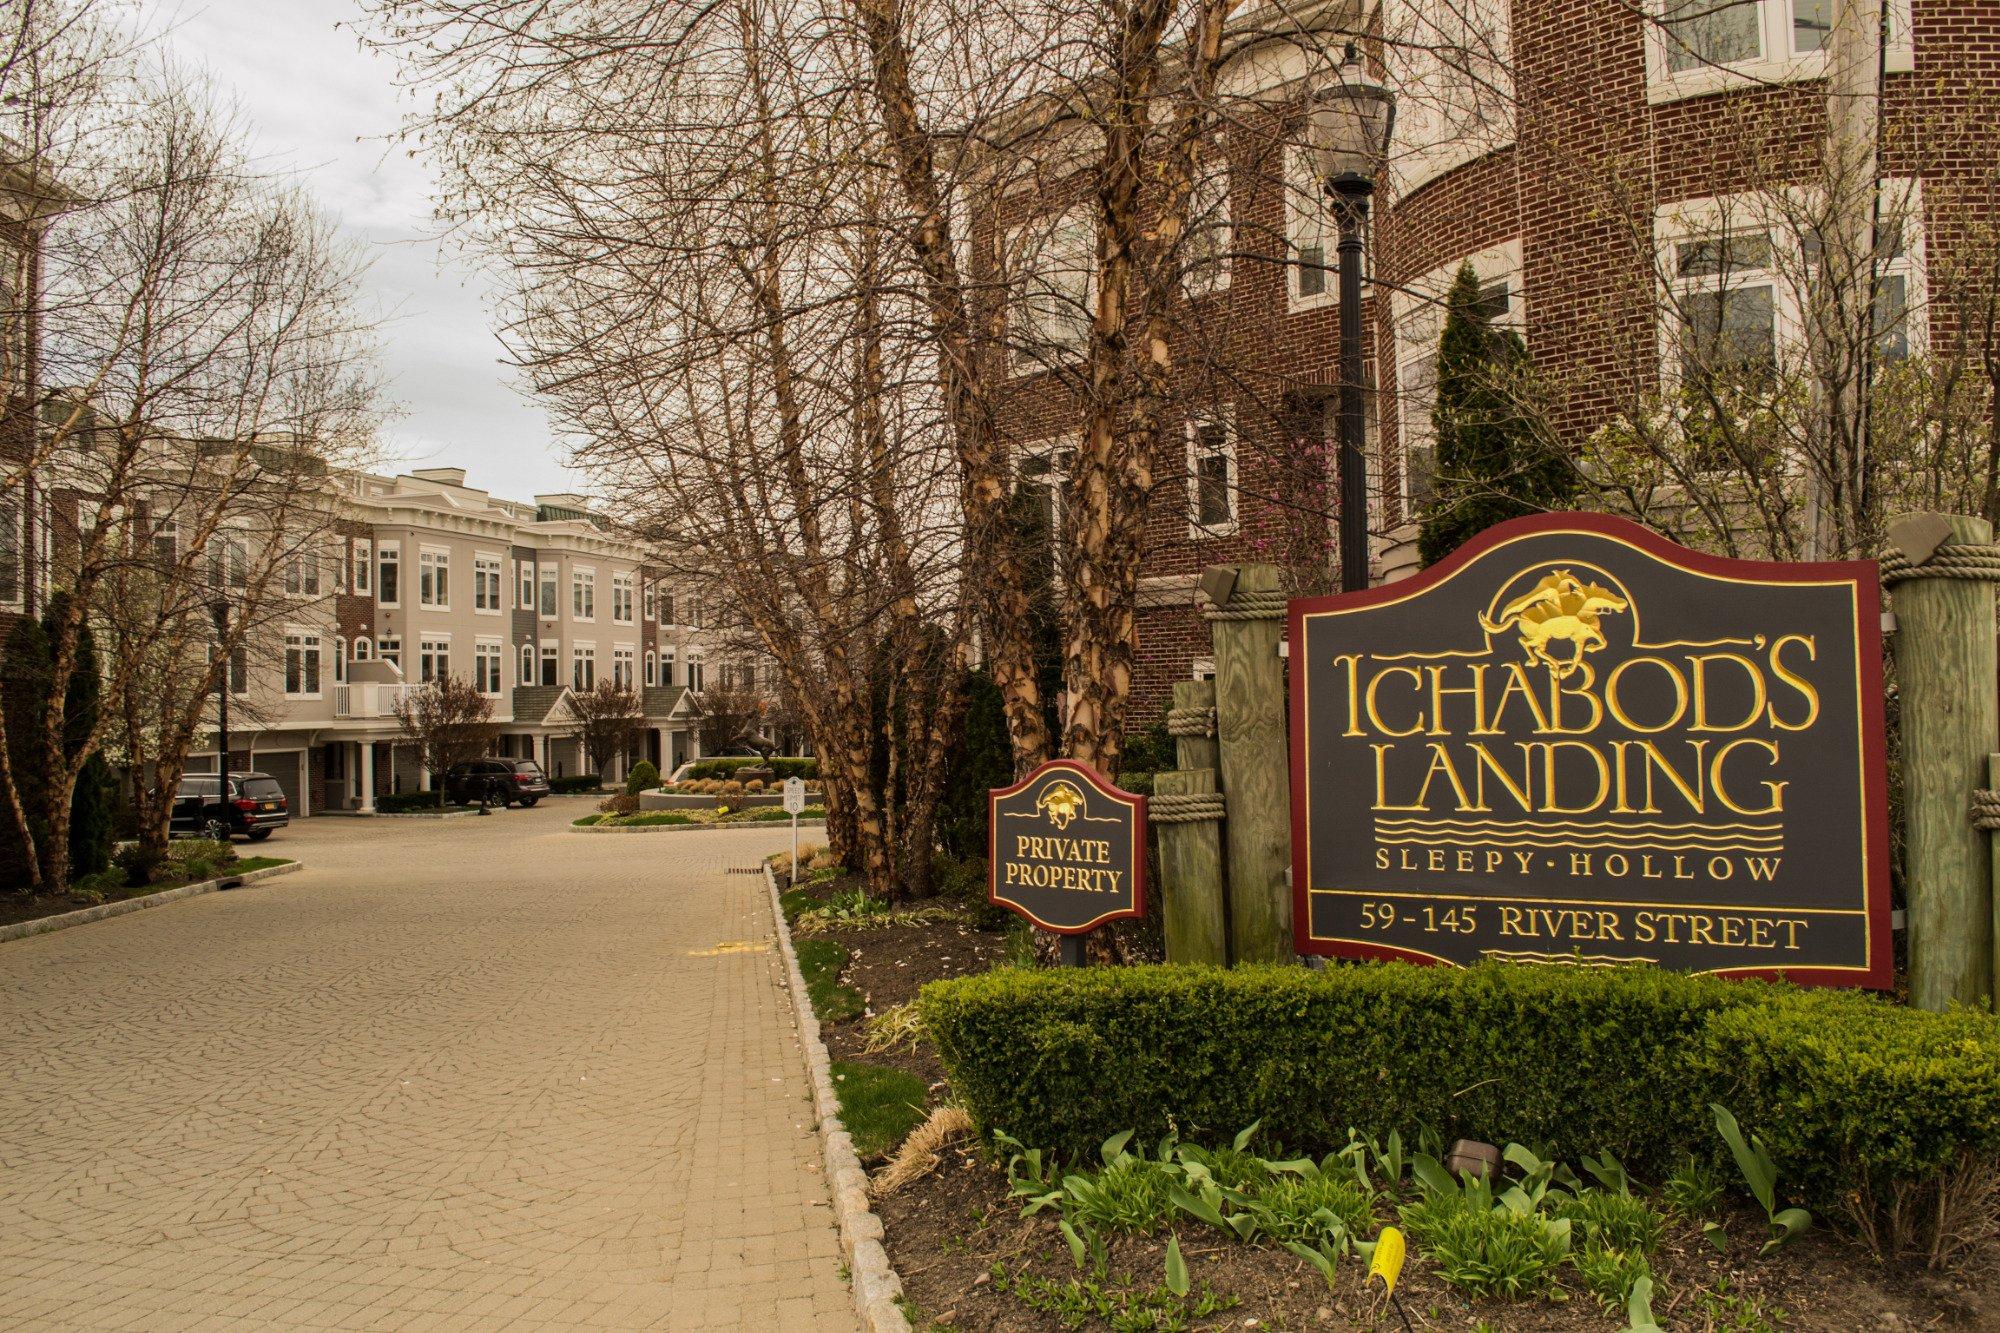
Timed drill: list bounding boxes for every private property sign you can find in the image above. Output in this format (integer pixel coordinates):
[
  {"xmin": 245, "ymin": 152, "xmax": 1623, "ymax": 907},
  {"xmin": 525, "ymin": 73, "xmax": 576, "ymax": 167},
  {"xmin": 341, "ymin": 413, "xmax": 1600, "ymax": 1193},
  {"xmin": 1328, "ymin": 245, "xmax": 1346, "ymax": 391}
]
[
  {"xmin": 988, "ymin": 760, "xmax": 1146, "ymax": 934},
  {"xmin": 1289, "ymin": 513, "xmax": 1892, "ymax": 987}
]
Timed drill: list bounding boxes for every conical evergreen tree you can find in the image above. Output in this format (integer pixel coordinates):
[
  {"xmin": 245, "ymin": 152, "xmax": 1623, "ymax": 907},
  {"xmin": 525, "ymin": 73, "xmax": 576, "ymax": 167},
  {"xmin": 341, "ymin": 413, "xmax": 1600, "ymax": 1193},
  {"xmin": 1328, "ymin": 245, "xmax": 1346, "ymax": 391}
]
[
  {"xmin": 51, "ymin": 595, "xmax": 113, "ymax": 880},
  {"xmin": 1418, "ymin": 264, "xmax": 1576, "ymax": 566}
]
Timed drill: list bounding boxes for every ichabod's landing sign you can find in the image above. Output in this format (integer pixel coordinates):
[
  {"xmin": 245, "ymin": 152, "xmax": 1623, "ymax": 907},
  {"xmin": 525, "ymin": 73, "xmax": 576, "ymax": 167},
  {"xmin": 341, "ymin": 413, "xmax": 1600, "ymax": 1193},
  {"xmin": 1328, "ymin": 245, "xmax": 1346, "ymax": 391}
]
[
  {"xmin": 1288, "ymin": 513, "xmax": 1891, "ymax": 987},
  {"xmin": 989, "ymin": 760, "xmax": 1146, "ymax": 934}
]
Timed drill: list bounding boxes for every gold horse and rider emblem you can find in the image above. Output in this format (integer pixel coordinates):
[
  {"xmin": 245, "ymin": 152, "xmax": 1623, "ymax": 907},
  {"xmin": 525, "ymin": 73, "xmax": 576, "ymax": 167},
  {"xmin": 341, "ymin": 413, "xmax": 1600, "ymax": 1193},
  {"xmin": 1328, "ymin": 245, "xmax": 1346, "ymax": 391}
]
[
  {"xmin": 1479, "ymin": 569, "xmax": 1630, "ymax": 679},
  {"xmin": 1035, "ymin": 780, "xmax": 1087, "ymax": 830}
]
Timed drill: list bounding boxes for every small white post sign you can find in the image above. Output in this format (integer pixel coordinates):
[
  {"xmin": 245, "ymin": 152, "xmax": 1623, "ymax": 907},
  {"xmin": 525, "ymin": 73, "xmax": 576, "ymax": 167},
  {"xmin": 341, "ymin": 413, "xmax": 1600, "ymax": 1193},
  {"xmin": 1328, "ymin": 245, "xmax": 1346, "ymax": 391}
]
[{"xmin": 783, "ymin": 776, "xmax": 806, "ymax": 887}]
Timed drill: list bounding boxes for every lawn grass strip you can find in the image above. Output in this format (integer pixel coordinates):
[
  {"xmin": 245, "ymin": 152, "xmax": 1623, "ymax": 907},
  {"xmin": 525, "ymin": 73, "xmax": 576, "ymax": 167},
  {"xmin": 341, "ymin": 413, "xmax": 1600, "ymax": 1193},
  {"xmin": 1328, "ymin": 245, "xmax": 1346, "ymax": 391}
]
[
  {"xmin": 569, "ymin": 817, "xmax": 828, "ymax": 833},
  {"xmin": 763, "ymin": 859, "xmax": 913, "ymax": 1333},
  {"xmin": 0, "ymin": 858, "xmax": 303, "ymax": 944}
]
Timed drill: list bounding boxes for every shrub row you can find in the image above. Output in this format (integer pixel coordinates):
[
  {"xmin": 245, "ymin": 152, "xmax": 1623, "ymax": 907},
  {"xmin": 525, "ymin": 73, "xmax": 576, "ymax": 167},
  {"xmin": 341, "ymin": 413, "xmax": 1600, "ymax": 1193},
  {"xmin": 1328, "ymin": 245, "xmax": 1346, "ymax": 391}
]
[
  {"xmin": 918, "ymin": 963, "xmax": 2000, "ymax": 1216},
  {"xmin": 375, "ymin": 791, "xmax": 443, "ymax": 813},
  {"xmin": 682, "ymin": 756, "xmax": 819, "ymax": 781},
  {"xmin": 549, "ymin": 774, "xmax": 602, "ymax": 794}
]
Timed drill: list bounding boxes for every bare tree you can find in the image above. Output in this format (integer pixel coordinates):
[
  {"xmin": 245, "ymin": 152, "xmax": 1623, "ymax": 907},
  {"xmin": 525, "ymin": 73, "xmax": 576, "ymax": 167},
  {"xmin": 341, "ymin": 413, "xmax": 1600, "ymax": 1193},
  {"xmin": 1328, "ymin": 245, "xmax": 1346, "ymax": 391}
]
[
  {"xmin": 564, "ymin": 681, "xmax": 644, "ymax": 780},
  {"xmin": 696, "ymin": 683, "xmax": 765, "ymax": 757},
  {"xmin": 392, "ymin": 675, "xmax": 500, "ymax": 802}
]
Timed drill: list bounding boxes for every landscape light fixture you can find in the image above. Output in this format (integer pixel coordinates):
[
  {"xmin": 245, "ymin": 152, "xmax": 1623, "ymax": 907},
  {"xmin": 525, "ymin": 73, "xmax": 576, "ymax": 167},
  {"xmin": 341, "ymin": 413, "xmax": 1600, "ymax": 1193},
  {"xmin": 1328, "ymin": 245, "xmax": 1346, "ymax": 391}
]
[{"xmin": 1309, "ymin": 44, "xmax": 1395, "ymax": 593}]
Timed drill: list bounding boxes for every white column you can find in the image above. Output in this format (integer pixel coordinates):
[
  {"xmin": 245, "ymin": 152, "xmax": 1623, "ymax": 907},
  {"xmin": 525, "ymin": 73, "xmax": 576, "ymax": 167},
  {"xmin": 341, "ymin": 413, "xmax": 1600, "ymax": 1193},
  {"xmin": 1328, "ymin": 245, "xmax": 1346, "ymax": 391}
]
[{"xmin": 358, "ymin": 740, "xmax": 376, "ymax": 814}]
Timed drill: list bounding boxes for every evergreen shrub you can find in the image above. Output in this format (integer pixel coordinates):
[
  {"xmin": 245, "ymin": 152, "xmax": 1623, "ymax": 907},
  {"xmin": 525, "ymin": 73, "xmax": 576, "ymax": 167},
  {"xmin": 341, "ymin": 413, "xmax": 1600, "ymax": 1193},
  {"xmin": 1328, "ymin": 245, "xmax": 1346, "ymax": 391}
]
[
  {"xmin": 624, "ymin": 761, "xmax": 659, "ymax": 795},
  {"xmin": 918, "ymin": 963, "xmax": 2000, "ymax": 1215},
  {"xmin": 549, "ymin": 774, "xmax": 603, "ymax": 794}
]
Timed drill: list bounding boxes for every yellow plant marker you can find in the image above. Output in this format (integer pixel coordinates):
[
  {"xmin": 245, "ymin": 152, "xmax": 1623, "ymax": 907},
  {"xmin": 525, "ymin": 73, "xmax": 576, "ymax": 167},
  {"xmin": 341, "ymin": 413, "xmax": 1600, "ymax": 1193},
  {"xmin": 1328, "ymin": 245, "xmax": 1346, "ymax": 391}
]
[
  {"xmin": 1368, "ymin": 1226, "xmax": 1406, "ymax": 1295},
  {"xmin": 688, "ymin": 940, "xmax": 769, "ymax": 956}
]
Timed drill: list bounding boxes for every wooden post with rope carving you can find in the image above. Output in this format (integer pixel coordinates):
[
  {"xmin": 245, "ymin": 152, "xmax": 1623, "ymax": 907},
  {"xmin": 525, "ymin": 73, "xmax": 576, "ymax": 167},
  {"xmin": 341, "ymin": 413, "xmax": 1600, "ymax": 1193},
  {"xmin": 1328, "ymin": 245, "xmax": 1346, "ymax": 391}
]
[
  {"xmin": 1204, "ymin": 563, "xmax": 1294, "ymax": 964},
  {"xmin": 1886, "ymin": 512, "xmax": 1997, "ymax": 1009},
  {"xmin": 1153, "ymin": 679, "xmax": 1228, "ymax": 965}
]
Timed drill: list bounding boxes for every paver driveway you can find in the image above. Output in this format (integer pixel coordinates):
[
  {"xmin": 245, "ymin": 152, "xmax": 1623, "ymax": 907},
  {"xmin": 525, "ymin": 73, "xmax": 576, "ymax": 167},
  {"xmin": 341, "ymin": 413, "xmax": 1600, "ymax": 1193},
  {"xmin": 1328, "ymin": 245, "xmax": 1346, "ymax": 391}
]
[{"xmin": 0, "ymin": 804, "xmax": 857, "ymax": 1330}]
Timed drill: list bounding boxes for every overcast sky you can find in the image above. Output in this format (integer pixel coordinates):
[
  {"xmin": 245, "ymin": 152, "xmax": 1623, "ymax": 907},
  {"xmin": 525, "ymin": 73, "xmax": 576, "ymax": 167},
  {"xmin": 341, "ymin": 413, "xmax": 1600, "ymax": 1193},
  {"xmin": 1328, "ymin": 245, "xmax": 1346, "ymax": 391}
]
[{"xmin": 134, "ymin": 0, "xmax": 581, "ymax": 502}]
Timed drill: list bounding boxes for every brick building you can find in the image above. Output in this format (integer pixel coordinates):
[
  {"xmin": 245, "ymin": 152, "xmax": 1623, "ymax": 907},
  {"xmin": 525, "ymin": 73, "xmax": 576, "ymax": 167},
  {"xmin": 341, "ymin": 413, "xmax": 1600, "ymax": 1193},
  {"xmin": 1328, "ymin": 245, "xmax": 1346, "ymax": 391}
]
[{"xmin": 976, "ymin": 0, "xmax": 1996, "ymax": 724}]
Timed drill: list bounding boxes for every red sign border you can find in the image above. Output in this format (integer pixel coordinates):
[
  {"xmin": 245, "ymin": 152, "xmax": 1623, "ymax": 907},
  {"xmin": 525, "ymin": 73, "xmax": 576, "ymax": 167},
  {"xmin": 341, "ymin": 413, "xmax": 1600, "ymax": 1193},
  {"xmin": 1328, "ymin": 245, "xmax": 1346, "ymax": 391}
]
[
  {"xmin": 988, "ymin": 758, "xmax": 1149, "ymax": 936},
  {"xmin": 1286, "ymin": 511, "xmax": 1893, "ymax": 989}
]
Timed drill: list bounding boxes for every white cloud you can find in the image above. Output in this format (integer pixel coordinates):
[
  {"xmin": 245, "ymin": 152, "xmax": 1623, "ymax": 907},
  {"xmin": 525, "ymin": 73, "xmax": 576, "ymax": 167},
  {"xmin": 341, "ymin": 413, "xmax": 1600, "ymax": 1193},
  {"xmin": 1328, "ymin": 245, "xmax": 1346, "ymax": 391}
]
[{"xmin": 134, "ymin": 0, "xmax": 580, "ymax": 500}]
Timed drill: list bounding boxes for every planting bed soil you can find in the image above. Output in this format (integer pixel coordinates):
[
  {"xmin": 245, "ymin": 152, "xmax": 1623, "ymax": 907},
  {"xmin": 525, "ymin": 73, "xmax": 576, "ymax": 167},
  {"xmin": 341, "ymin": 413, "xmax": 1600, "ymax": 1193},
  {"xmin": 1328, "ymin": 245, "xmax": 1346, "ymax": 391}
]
[
  {"xmin": 878, "ymin": 1153, "xmax": 2000, "ymax": 1332},
  {"xmin": 780, "ymin": 859, "xmax": 2000, "ymax": 1331},
  {"xmin": 0, "ymin": 856, "xmax": 289, "ymax": 930}
]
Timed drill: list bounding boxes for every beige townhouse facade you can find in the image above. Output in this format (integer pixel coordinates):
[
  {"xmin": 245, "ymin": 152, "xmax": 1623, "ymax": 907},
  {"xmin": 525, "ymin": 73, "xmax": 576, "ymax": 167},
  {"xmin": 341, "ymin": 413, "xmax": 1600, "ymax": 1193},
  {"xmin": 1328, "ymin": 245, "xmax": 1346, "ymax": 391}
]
[{"xmin": 189, "ymin": 466, "xmax": 726, "ymax": 814}]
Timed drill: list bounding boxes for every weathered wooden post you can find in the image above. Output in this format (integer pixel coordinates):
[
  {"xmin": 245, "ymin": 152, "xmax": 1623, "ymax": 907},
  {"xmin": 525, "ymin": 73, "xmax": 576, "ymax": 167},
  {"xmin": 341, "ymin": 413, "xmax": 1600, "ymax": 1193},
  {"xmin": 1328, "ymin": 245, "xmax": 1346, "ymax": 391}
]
[
  {"xmin": 1153, "ymin": 679, "xmax": 1228, "ymax": 965},
  {"xmin": 1202, "ymin": 563, "xmax": 1293, "ymax": 963},
  {"xmin": 1886, "ymin": 512, "xmax": 1998, "ymax": 1009}
]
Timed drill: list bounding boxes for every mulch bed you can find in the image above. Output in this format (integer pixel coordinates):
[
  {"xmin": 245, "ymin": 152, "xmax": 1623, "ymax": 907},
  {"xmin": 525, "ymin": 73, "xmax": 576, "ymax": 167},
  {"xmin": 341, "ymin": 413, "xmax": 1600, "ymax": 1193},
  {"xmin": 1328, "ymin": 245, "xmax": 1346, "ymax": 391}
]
[{"xmin": 785, "ymin": 862, "xmax": 2000, "ymax": 1331}]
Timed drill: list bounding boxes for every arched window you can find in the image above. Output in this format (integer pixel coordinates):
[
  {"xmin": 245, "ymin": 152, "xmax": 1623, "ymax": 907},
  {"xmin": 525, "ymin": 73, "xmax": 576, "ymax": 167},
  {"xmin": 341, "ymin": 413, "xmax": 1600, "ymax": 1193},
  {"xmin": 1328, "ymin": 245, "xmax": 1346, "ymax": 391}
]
[
  {"xmin": 521, "ymin": 642, "xmax": 535, "ymax": 685},
  {"xmin": 645, "ymin": 649, "xmax": 656, "ymax": 686},
  {"xmin": 354, "ymin": 637, "xmax": 372, "ymax": 661},
  {"xmin": 334, "ymin": 636, "xmax": 347, "ymax": 683}
]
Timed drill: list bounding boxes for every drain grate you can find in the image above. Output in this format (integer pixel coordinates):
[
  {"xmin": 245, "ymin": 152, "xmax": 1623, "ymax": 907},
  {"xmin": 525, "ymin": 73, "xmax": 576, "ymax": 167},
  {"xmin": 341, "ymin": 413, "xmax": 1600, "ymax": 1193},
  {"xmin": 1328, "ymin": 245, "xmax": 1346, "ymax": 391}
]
[{"xmin": 725, "ymin": 867, "xmax": 763, "ymax": 875}]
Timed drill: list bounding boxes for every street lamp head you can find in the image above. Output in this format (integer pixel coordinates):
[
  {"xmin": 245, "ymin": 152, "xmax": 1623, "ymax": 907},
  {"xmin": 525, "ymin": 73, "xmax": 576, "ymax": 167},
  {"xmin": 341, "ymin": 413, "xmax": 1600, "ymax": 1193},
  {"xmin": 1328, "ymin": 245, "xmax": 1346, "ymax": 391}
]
[{"xmin": 1310, "ymin": 43, "xmax": 1396, "ymax": 196}]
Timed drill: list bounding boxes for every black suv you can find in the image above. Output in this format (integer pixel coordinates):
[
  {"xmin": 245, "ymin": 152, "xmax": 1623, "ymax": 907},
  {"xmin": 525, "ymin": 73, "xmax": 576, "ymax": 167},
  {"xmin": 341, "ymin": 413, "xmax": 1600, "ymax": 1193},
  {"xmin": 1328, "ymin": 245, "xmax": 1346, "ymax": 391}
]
[
  {"xmin": 440, "ymin": 758, "xmax": 551, "ymax": 807},
  {"xmin": 170, "ymin": 772, "xmax": 290, "ymax": 842}
]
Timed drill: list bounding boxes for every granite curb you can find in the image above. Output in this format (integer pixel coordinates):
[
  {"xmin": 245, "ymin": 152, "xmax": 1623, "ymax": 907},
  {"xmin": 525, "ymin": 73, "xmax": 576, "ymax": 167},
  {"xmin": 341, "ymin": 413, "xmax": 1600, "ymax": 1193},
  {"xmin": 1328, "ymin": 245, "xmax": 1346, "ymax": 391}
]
[
  {"xmin": 0, "ymin": 858, "xmax": 305, "ymax": 944},
  {"xmin": 571, "ymin": 818, "xmax": 828, "ymax": 835},
  {"xmin": 763, "ymin": 860, "xmax": 912, "ymax": 1333}
]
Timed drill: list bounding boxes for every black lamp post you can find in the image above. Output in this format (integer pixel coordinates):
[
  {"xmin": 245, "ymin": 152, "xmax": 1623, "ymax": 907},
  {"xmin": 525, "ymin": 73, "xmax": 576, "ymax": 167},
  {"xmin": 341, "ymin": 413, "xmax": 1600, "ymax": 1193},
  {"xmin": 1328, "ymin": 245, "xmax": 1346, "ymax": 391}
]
[
  {"xmin": 211, "ymin": 599, "xmax": 230, "ymax": 782},
  {"xmin": 1310, "ymin": 44, "xmax": 1396, "ymax": 593}
]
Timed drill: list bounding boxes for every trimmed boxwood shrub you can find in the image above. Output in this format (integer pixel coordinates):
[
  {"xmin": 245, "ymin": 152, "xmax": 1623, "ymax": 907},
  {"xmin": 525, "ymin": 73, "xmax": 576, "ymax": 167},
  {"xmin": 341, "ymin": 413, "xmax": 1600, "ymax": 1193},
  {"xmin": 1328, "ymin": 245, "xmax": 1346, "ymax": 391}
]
[
  {"xmin": 376, "ymin": 791, "xmax": 444, "ymax": 813},
  {"xmin": 917, "ymin": 963, "xmax": 2000, "ymax": 1216},
  {"xmin": 625, "ymin": 761, "xmax": 659, "ymax": 795},
  {"xmin": 549, "ymin": 774, "xmax": 602, "ymax": 794},
  {"xmin": 683, "ymin": 755, "xmax": 819, "ymax": 781}
]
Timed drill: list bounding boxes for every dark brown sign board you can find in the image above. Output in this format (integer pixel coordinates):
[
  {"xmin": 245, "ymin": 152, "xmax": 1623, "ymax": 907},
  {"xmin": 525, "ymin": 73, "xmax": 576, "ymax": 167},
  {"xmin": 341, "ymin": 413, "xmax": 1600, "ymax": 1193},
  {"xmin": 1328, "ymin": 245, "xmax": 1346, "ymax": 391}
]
[
  {"xmin": 1289, "ymin": 512, "xmax": 1891, "ymax": 987},
  {"xmin": 989, "ymin": 759, "xmax": 1147, "ymax": 936}
]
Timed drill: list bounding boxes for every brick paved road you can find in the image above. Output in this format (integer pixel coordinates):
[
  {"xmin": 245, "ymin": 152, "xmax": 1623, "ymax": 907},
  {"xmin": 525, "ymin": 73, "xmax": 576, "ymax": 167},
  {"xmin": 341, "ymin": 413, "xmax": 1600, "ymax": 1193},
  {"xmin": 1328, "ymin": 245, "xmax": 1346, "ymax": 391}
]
[{"xmin": 0, "ymin": 804, "xmax": 857, "ymax": 1330}]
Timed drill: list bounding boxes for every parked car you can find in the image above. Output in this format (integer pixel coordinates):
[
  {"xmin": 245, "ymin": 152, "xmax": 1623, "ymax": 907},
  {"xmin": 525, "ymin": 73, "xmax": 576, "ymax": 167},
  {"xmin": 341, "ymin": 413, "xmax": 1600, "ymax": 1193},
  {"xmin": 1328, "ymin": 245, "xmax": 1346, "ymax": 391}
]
[
  {"xmin": 440, "ymin": 758, "xmax": 551, "ymax": 807},
  {"xmin": 170, "ymin": 772, "xmax": 290, "ymax": 842}
]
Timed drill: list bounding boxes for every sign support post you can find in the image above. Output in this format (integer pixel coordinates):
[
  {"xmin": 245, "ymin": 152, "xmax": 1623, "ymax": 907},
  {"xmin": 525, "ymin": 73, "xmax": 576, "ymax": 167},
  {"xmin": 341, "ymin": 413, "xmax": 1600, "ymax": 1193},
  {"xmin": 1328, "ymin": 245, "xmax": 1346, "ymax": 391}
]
[
  {"xmin": 782, "ymin": 776, "xmax": 806, "ymax": 889},
  {"xmin": 1207, "ymin": 563, "xmax": 1293, "ymax": 963},
  {"xmin": 1154, "ymin": 678, "xmax": 1228, "ymax": 965}
]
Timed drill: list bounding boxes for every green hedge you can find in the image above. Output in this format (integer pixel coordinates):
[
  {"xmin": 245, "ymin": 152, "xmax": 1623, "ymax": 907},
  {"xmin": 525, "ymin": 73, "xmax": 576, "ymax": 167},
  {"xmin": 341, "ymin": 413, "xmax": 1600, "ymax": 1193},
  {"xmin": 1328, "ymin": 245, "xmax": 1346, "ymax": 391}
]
[
  {"xmin": 376, "ymin": 791, "xmax": 443, "ymax": 813},
  {"xmin": 918, "ymin": 963, "xmax": 2000, "ymax": 1214},
  {"xmin": 549, "ymin": 774, "xmax": 602, "ymax": 794},
  {"xmin": 682, "ymin": 755, "xmax": 819, "ymax": 781}
]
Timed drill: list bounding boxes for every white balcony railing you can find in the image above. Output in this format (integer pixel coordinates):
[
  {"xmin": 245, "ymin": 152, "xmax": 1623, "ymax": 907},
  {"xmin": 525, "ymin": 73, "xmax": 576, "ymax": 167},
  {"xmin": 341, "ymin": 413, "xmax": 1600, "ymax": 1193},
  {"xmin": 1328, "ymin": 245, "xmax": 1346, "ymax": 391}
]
[{"xmin": 333, "ymin": 681, "xmax": 416, "ymax": 719}]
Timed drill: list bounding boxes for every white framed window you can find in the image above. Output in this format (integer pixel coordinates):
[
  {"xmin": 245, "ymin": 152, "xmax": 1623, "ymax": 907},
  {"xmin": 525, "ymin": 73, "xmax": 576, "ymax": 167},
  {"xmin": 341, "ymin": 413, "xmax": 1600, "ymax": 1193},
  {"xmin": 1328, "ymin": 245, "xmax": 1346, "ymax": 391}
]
[
  {"xmin": 474, "ymin": 553, "xmax": 504, "ymax": 613},
  {"xmin": 572, "ymin": 567, "xmax": 596, "ymax": 620},
  {"xmin": 686, "ymin": 653, "xmax": 704, "ymax": 692},
  {"xmin": 539, "ymin": 644, "xmax": 558, "ymax": 686},
  {"xmin": 333, "ymin": 636, "xmax": 347, "ymax": 683},
  {"xmin": 1383, "ymin": 0, "xmax": 1516, "ymax": 198},
  {"xmin": 284, "ymin": 631, "xmax": 323, "ymax": 697},
  {"xmin": 538, "ymin": 563, "xmax": 558, "ymax": 617},
  {"xmin": 660, "ymin": 590, "xmax": 676, "ymax": 625},
  {"xmin": 1392, "ymin": 241, "xmax": 1525, "ymax": 511},
  {"xmin": 1015, "ymin": 441, "xmax": 1077, "ymax": 569},
  {"xmin": 662, "ymin": 649, "xmax": 676, "ymax": 687},
  {"xmin": 284, "ymin": 552, "xmax": 322, "ymax": 597},
  {"xmin": 686, "ymin": 595, "xmax": 701, "ymax": 629},
  {"xmin": 645, "ymin": 648, "xmax": 657, "ymax": 686},
  {"xmin": 0, "ymin": 495, "xmax": 23, "ymax": 607},
  {"xmin": 474, "ymin": 638, "xmax": 503, "ymax": 695},
  {"xmin": 377, "ymin": 542, "xmax": 401, "ymax": 606},
  {"xmin": 520, "ymin": 641, "xmax": 535, "ymax": 685},
  {"xmin": 572, "ymin": 642, "xmax": 596, "ymax": 690},
  {"xmin": 378, "ymin": 635, "xmax": 401, "ymax": 670},
  {"xmin": 151, "ymin": 517, "xmax": 179, "ymax": 569},
  {"xmin": 517, "ymin": 559, "xmax": 533, "ymax": 609},
  {"xmin": 612, "ymin": 644, "xmax": 636, "ymax": 689},
  {"xmin": 1654, "ymin": 183, "xmax": 1927, "ymax": 464},
  {"xmin": 1186, "ymin": 415, "xmax": 1240, "ymax": 538},
  {"xmin": 1183, "ymin": 158, "xmax": 1232, "ymax": 296},
  {"xmin": 209, "ymin": 641, "xmax": 249, "ymax": 695},
  {"xmin": 352, "ymin": 539, "xmax": 371, "ymax": 595},
  {"xmin": 418, "ymin": 547, "xmax": 450, "ymax": 609},
  {"xmin": 354, "ymin": 636, "xmax": 372, "ymax": 662},
  {"xmin": 206, "ymin": 533, "xmax": 249, "ymax": 591},
  {"xmin": 419, "ymin": 634, "xmax": 451, "ymax": 684},
  {"xmin": 1006, "ymin": 205, "xmax": 1095, "ymax": 372},
  {"xmin": 1285, "ymin": 147, "xmax": 1336, "ymax": 310},
  {"xmin": 612, "ymin": 572, "xmax": 634, "ymax": 623},
  {"xmin": 1648, "ymin": 0, "xmax": 1913, "ymax": 102},
  {"xmin": 643, "ymin": 582, "xmax": 657, "ymax": 621}
]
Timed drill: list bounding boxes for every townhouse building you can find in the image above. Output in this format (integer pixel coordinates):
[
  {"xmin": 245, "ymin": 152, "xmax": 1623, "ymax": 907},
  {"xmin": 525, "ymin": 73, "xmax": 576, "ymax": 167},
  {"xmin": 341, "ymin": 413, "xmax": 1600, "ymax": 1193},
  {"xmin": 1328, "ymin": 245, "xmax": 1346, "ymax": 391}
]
[
  {"xmin": 187, "ymin": 466, "xmax": 729, "ymax": 815},
  {"xmin": 979, "ymin": 0, "xmax": 1998, "ymax": 722}
]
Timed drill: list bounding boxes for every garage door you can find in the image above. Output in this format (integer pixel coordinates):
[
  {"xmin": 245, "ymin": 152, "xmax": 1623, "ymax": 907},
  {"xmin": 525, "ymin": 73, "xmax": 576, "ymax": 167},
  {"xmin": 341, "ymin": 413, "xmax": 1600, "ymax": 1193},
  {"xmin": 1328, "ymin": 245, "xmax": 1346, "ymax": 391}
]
[{"xmin": 258, "ymin": 751, "xmax": 304, "ymax": 814}]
